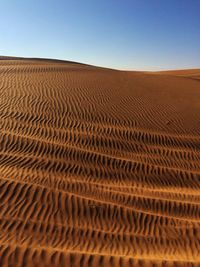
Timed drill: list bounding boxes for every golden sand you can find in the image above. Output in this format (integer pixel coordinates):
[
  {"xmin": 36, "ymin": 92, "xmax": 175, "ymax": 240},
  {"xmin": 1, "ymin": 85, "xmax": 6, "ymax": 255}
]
[{"xmin": 0, "ymin": 57, "xmax": 200, "ymax": 266}]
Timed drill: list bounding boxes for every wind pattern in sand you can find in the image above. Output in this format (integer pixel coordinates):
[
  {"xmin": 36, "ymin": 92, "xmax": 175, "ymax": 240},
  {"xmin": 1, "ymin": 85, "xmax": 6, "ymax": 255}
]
[{"xmin": 0, "ymin": 58, "xmax": 200, "ymax": 267}]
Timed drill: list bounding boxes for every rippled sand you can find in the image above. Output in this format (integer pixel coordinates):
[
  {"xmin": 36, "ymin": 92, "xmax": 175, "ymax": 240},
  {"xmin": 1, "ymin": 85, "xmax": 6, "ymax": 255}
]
[{"xmin": 0, "ymin": 57, "xmax": 200, "ymax": 267}]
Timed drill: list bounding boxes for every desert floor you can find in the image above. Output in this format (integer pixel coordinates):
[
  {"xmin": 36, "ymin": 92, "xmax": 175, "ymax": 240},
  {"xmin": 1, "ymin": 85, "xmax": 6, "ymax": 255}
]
[{"xmin": 0, "ymin": 57, "xmax": 200, "ymax": 266}]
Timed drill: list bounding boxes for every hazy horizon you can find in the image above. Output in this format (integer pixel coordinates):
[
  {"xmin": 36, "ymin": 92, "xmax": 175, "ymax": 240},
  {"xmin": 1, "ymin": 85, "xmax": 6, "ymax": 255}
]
[
  {"xmin": 1, "ymin": 54, "xmax": 200, "ymax": 72},
  {"xmin": 1, "ymin": 0, "xmax": 200, "ymax": 70}
]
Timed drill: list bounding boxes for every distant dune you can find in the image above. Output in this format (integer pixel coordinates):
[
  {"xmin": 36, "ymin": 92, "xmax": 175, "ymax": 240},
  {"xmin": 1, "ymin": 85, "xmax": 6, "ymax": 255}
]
[
  {"xmin": 154, "ymin": 69, "xmax": 200, "ymax": 81},
  {"xmin": 0, "ymin": 57, "xmax": 200, "ymax": 267}
]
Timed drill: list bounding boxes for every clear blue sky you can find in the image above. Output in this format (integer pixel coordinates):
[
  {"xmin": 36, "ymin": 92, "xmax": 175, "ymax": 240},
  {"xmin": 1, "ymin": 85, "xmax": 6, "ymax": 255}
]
[{"xmin": 0, "ymin": 0, "xmax": 200, "ymax": 70}]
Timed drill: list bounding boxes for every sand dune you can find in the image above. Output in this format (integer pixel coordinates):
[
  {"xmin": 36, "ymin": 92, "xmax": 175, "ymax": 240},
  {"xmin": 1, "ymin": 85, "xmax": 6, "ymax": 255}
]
[
  {"xmin": 0, "ymin": 57, "xmax": 200, "ymax": 267},
  {"xmin": 154, "ymin": 69, "xmax": 200, "ymax": 81}
]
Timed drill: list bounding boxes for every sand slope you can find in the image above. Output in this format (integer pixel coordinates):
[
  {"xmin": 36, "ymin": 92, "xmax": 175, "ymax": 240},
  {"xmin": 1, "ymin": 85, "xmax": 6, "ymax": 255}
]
[
  {"xmin": 156, "ymin": 69, "xmax": 200, "ymax": 81},
  {"xmin": 0, "ymin": 58, "xmax": 200, "ymax": 267}
]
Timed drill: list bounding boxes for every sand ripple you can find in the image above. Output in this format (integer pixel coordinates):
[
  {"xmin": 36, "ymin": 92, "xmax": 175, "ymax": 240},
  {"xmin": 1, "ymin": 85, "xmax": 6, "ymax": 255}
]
[{"xmin": 0, "ymin": 57, "xmax": 200, "ymax": 266}]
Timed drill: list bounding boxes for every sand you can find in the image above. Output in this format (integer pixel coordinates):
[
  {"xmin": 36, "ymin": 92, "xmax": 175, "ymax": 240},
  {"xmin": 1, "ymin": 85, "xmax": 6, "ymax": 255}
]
[{"xmin": 0, "ymin": 57, "xmax": 200, "ymax": 267}]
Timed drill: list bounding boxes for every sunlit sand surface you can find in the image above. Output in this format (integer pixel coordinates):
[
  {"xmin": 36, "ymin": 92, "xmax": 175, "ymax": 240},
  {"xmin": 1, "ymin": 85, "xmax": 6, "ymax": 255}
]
[{"xmin": 0, "ymin": 57, "xmax": 200, "ymax": 267}]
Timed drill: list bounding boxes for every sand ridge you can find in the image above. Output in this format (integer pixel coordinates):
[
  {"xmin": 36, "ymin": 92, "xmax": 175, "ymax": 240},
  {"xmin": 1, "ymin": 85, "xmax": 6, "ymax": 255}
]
[{"xmin": 0, "ymin": 57, "xmax": 200, "ymax": 266}]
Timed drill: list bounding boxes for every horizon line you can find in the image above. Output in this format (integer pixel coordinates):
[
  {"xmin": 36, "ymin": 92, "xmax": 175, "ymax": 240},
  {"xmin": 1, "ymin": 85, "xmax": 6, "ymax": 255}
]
[{"xmin": 0, "ymin": 54, "xmax": 200, "ymax": 72}]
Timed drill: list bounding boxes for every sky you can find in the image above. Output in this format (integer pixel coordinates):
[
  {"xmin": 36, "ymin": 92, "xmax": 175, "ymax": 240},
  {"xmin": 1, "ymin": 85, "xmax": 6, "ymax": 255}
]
[{"xmin": 0, "ymin": 0, "xmax": 200, "ymax": 70}]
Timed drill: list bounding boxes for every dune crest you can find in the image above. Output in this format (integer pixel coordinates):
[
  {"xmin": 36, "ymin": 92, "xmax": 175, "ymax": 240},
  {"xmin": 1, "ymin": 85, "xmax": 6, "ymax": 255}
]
[{"xmin": 0, "ymin": 58, "xmax": 200, "ymax": 267}]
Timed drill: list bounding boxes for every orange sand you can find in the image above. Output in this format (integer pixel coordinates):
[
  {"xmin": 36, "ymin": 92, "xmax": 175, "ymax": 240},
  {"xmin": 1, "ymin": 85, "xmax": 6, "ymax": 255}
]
[{"xmin": 0, "ymin": 57, "xmax": 200, "ymax": 267}]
